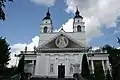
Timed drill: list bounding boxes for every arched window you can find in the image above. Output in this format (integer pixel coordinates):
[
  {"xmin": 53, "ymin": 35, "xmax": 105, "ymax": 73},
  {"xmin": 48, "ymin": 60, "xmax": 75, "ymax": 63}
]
[
  {"xmin": 43, "ymin": 27, "xmax": 47, "ymax": 33},
  {"xmin": 77, "ymin": 25, "xmax": 81, "ymax": 32}
]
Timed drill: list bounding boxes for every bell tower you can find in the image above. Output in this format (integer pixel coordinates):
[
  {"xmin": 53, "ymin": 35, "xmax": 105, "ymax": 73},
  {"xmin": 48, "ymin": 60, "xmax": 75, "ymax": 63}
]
[
  {"xmin": 40, "ymin": 8, "xmax": 53, "ymax": 33},
  {"xmin": 73, "ymin": 7, "xmax": 85, "ymax": 32}
]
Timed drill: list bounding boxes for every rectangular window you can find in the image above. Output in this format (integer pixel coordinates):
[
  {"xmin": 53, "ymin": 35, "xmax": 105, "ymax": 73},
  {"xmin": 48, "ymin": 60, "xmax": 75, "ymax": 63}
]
[
  {"xmin": 50, "ymin": 64, "xmax": 54, "ymax": 73},
  {"xmin": 24, "ymin": 60, "xmax": 32, "ymax": 64},
  {"xmin": 70, "ymin": 64, "xmax": 73, "ymax": 73}
]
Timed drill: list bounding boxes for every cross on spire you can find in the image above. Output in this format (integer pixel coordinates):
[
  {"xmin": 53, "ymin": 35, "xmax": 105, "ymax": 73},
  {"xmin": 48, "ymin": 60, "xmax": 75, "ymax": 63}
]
[
  {"xmin": 46, "ymin": 7, "xmax": 50, "ymax": 17},
  {"xmin": 76, "ymin": 6, "xmax": 78, "ymax": 11},
  {"xmin": 117, "ymin": 37, "xmax": 120, "ymax": 45},
  {"xmin": 43, "ymin": 7, "xmax": 51, "ymax": 20},
  {"xmin": 75, "ymin": 6, "xmax": 80, "ymax": 16},
  {"xmin": 48, "ymin": 7, "xmax": 50, "ymax": 12}
]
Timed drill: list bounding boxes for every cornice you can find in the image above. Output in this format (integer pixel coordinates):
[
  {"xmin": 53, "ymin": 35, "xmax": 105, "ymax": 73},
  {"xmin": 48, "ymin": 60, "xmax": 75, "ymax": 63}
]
[{"xmin": 37, "ymin": 48, "xmax": 87, "ymax": 53}]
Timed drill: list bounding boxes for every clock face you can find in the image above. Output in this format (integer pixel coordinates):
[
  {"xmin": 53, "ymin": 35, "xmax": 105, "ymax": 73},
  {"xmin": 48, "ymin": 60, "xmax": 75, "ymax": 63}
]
[{"xmin": 55, "ymin": 36, "xmax": 69, "ymax": 48}]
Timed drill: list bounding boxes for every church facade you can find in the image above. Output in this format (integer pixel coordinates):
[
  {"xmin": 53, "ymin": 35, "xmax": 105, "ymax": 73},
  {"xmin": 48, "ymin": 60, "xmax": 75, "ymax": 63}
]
[{"xmin": 19, "ymin": 8, "xmax": 110, "ymax": 78}]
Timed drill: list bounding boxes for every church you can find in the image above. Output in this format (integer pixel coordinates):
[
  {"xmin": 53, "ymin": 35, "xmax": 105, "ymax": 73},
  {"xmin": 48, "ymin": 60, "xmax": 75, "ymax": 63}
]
[{"xmin": 18, "ymin": 8, "xmax": 110, "ymax": 78}]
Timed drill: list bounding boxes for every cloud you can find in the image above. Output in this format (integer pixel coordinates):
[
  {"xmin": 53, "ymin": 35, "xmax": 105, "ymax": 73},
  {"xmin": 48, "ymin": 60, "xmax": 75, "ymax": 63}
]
[
  {"xmin": 65, "ymin": 0, "xmax": 120, "ymax": 25},
  {"xmin": 113, "ymin": 29, "xmax": 120, "ymax": 35},
  {"xmin": 62, "ymin": 18, "xmax": 73, "ymax": 32},
  {"xmin": 117, "ymin": 47, "xmax": 120, "ymax": 49},
  {"xmin": 84, "ymin": 17, "xmax": 104, "ymax": 38},
  {"xmin": 53, "ymin": 19, "xmax": 73, "ymax": 32},
  {"xmin": 113, "ymin": 18, "xmax": 120, "ymax": 34},
  {"xmin": 8, "ymin": 36, "xmax": 39, "ymax": 67},
  {"xmin": 30, "ymin": 0, "xmax": 56, "ymax": 6},
  {"xmin": 64, "ymin": 0, "xmax": 120, "ymax": 38},
  {"xmin": 92, "ymin": 47, "xmax": 100, "ymax": 50},
  {"xmin": 58, "ymin": 17, "xmax": 103, "ymax": 41}
]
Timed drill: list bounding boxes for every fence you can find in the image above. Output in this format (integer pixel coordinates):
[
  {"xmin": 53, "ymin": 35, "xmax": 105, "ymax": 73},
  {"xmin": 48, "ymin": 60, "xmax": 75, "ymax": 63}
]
[{"xmin": 5, "ymin": 73, "xmax": 21, "ymax": 80}]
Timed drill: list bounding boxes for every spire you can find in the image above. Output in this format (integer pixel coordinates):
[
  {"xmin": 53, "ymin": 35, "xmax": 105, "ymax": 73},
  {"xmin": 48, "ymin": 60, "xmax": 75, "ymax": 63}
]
[
  {"xmin": 74, "ymin": 6, "xmax": 83, "ymax": 19},
  {"xmin": 75, "ymin": 6, "xmax": 79, "ymax": 16},
  {"xmin": 43, "ymin": 8, "xmax": 51, "ymax": 20},
  {"xmin": 46, "ymin": 7, "xmax": 50, "ymax": 17}
]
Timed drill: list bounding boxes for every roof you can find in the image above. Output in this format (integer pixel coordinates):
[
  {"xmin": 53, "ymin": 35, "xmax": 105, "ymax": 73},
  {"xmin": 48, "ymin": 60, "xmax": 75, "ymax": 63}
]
[{"xmin": 74, "ymin": 15, "xmax": 83, "ymax": 19}]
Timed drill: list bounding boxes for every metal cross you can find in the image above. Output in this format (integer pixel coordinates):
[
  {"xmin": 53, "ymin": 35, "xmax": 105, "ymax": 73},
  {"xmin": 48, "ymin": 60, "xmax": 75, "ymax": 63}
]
[{"xmin": 117, "ymin": 37, "xmax": 120, "ymax": 45}]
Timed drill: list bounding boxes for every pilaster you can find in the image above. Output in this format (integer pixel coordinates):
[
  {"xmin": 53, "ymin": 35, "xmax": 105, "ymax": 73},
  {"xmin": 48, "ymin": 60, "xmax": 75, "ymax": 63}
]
[{"xmin": 91, "ymin": 60, "xmax": 94, "ymax": 74}]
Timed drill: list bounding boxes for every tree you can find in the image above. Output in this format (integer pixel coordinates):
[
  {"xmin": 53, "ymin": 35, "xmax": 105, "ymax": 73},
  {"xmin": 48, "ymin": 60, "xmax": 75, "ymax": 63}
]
[
  {"xmin": 0, "ymin": 0, "xmax": 13, "ymax": 21},
  {"xmin": 106, "ymin": 69, "xmax": 112, "ymax": 80},
  {"xmin": 0, "ymin": 66, "xmax": 17, "ymax": 76},
  {"xmin": 0, "ymin": 36, "xmax": 11, "ymax": 74},
  {"xmin": 81, "ymin": 54, "xmax": 91, "ymax": 80},
  {"xmin": 17, "ymin": 55, "xmax": 24, "ymax": 74},
  {"xmin": 102, "ymin": 45, "xmax": 120, "ymax": 80},
  {"xmin": 94, "ymin": 61, "xmax": 105, "ymax": 80}
]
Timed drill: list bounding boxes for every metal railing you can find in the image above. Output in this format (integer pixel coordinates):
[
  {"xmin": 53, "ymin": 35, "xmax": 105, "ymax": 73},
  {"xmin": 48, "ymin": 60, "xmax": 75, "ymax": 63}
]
[{"xmin": 7, "ymin": 73, "xmax": 21, "ymax": 80}]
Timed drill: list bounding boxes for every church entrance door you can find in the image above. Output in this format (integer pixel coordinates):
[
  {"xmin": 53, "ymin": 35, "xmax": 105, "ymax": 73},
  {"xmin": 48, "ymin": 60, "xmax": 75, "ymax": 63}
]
[{"xmin": 58, "ymin": 64, "xmax": 65, "ymax": 78}]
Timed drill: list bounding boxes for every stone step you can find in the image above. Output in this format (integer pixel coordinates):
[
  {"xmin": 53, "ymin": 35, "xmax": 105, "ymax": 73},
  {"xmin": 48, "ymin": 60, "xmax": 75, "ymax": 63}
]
[{"xmin": 30, "ymin": 77, "xmax": 75, "ymax": 80}]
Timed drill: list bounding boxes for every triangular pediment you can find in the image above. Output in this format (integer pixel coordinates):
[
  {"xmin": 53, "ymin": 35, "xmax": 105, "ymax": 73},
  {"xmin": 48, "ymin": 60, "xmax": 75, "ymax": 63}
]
[{"xmin": 38, "ymin": 33, "xmax": 85, "ymax": 49}]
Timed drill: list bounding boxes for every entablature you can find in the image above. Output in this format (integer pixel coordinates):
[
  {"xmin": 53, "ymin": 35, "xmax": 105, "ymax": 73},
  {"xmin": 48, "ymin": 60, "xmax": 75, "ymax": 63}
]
[{"xmin": 37, "ymin": 48, "xmax": 87, "ymax": 53}]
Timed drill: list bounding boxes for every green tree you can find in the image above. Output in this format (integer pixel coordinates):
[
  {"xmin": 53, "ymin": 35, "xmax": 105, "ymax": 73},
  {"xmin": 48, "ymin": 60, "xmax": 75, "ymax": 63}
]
[
  {"xmin": 102, "ymin": 45, "xmax": 120, "ymax": 80},
  {"xmin": 94, "ymin": 61, "xmax": 105, "ymax": 80},
  {"xmin": 0, "ymin": 36, "xmax": 11, "ymax": 75},
  {"xmin": 0, "ymin": 0, "xmax": 13, "ymax": 21},
  {"xmin": 17, "ymin": 55, "xmax": 24, "ymax": 74},
  {"xmin": 106, "ymin": 69, "xmax": 112, "ymax": 80},
  {"xmin": 81, "ymin": 54, "xmax": 91, "ymax": 80}
]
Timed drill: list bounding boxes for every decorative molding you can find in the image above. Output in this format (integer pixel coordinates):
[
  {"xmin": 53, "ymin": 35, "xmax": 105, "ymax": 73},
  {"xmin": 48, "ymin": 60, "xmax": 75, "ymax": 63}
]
[
  {"xmin": 55, "ymin": 35, "xmax": 69, "ymax": 48},
  {"xmin": 38, "ymin": 48, "xmax": 87, "ymax": 53},
  {"xmin": 38, "ymin": 32, "xmax": 86, "ymax": 49}
]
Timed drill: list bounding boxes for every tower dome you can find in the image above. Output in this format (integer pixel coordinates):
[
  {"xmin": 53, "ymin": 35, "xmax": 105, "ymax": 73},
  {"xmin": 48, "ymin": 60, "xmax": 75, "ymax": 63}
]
[
  {"xmin": 43, "ymin": 8, "xmax": 51, "ymax": 20},
  {"xmin": 74, "ymin": 6, "xmax": 83, "ymax": 19}
]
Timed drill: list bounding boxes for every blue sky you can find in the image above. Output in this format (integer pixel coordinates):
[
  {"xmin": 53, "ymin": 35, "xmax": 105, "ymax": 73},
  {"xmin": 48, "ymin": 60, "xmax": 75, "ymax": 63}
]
[
  {"xmin": 0, "ymin": 0, "xmax": 120, "ymax": 48},
  {"xmin": 0, "ymin": 0, "xmax": 73, "ymax": 44},
  {"xmin": 1, "ymin": 0, "xmax": 120, "ymax": 67}
]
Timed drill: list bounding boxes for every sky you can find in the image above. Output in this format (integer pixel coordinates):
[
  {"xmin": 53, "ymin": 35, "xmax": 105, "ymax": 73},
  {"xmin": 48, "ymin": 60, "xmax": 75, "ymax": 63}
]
[{"xmin": 0, "ymin": 0, "xmax": 120, "ymax": 67}]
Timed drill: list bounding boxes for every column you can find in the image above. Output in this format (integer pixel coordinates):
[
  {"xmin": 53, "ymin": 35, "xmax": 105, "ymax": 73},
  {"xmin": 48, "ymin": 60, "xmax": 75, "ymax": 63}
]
[
  {"xmin": 106, "ymin": 60, "xmax": 110, "ymax": 70},
  {"xmin": 102, "ymin": 60, "xmax": 106, "ymax": 75},
  {"xmin": 106, "ymin": 60, "xmax": 112, "ymax": 75},
  {"xmin": 33, "ymin": 60, "xmax": 36, "ymax": 74},
  {"xmin": 31, "ymin": 60, "xmax": 34, "ymax": 75},
  {"xmin": 55, "ymin": 54, "xmax": 58, "ymax": 77},
  {"xmin": 91, "ymin": 60, "xmax": 94, "ymax": 74},
  {"xmin": 65, "ymin": 54, "xmax": 69, "ymax": 77}
]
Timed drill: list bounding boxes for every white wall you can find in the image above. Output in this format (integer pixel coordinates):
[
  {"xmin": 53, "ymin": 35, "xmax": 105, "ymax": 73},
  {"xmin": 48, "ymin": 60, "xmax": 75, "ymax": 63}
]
[
  {"xmin": 34, "ymin": 52, "xmax": 85, "ymax": 78},
  {"xmin": 24, "ymin": 52, "xmax": 110, "ymax": 78}
]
